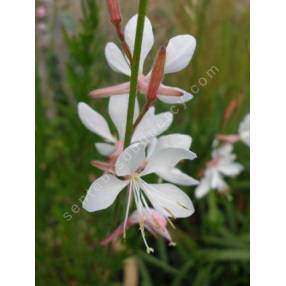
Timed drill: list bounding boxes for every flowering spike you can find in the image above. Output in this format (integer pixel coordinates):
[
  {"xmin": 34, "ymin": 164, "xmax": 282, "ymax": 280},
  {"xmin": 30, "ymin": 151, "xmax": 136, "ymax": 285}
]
[{"xmin": 147, "ymin": 46, "xmax": 167, "ymax": 103}]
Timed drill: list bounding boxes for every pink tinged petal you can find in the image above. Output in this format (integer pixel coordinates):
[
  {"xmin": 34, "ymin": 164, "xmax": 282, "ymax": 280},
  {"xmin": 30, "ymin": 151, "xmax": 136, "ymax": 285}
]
[
  {"xmin": 158, "ymin": 86, "xmax": 193, "ymax": 104},
  {"xmin": 132, "ymin": 108, "xmax": 173, "ymax": 142},
  {"xmin": 218, "ymin": 162, "xmax": 244, "ymax": 177},
  {"xmin": 110, "ymin": 141, "xmax": 124, "ymax": 159},
  {"xmin": 95, "ymin": 142, "xmax": 116, "ymax": 156},
  {"xmin": 157, "ymin": 84, "xmax": 183, "ymax": 97},
  {"xmin": 195, "ymin": 176, "xmax": 211, "ymax": 199},
  {"xmin": 82, "ymin": 174, "xmax": 129, "ymax": 212},
  {"xmin": 108, "ymin": 94, "xmax": 139, "ymax": 141},
  {"xmin": 140, "ymin": 182, "xmax": 195, "ymax": 218},
  {"xmin": 101, "ymin": 219, "xmax": 134, "ymax": 246},
  {"xmin": 89, "ymin": 82, "xmax": 130, "ymax": 98},
  {"xmin": 91, "ymin": 160, "xmax": 115, "ymax": 173},
  {"xmin": 156, "ymin": 167, "xmax": 199, "ymax": 186},
  {"xmin": 124, "ymin": 14, "xmax": 154, "ymax": 73},
  {"xmin": 137, "ymin": 75, "xmax": 149, "ymax": 94},
  {"xmin": 141, "ymin": 147, "xmax": 197, "ymax": 176},
  {"xmin": 105, "ymin": 42, "xmax": 131, "ymax": 76},
  {"xmin": 132, "ymin": 209, "xmax": 173, "ymax": 243},
  {"xmin": 78, "ymin": 103, "xmax": 116, "ymax": 143},
  {"xmin": 115, "ymin": 143, "xmax": 146, "ymax": 176},
  {"xmin": 165, "ymin": 34, "xmax": 196, "ymax": 74},
  {"xmin": 216, "ymin": 134, "xmax": 241, "ymax": 144}
]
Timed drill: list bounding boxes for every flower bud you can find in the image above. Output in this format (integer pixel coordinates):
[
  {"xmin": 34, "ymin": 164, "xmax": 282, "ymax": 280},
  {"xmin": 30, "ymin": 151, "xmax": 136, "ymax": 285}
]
[
  {"xmin": 147, "ymin": 47, "xmax": 166, "ymax": 102},
  {"xmin": 107, "ymin": 0, "xmax": 122, "ymax": 31}
]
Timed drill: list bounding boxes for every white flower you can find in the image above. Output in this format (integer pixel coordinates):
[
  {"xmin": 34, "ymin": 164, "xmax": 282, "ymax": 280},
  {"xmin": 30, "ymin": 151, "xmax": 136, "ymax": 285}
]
[
  {"xmin": 78, "ymin": 99, "xmax": 173, "ymax": 157},
  {"xmin": 82, "ymin": 142, "xmax": 196, "ymax": 252},
  {"xmin": 195, "ymin": 144, "xmax": 243, "ymax": 199},
  {"xmin": 239, "ymin": 113, "xmax": 250, "ymax": 146},
  {"xmin": 91, "ymin": 14, "xmax": 196, "ymax": 104},
  {"xmin": 217, "ymin": 113, "xmax": 250, "ymax": 146}
]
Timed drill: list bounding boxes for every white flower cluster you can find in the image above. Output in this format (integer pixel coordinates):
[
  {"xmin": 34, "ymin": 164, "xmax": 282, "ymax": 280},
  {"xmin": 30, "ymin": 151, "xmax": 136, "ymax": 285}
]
[{"xmin": 195, "ymin": 114, "xmax": 250, "ymax": 199}]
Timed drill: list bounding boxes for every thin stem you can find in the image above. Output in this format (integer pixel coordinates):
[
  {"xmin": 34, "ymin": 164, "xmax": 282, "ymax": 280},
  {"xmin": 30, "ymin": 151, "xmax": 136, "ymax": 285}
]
[
  {"xmin": 133, "ymin": 100, "xmax": 152, "ymax": 130},
  {"xmin": 124, "ymin": 0, "xmax": 148, "ymax": 148}
]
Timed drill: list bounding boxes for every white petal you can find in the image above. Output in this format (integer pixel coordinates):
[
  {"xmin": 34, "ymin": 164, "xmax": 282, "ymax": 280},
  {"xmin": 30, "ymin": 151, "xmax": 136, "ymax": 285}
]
[
  {"xmin": 140, "ymin": 181, "xmax": 195, "ymax": 218},
  {"xmin": 78, "ymin": 102, "xmax": 116, "ymax": 142},
  {"xmin": 124, "ymin": 14, "xmax": 154, "ymax": 73},
  {"xmin": 105, "ymin": 42, "xmax": 131, "ymax": 76},
  {"xmin": 108, "ymin": 94, "xmax": 139, "ymax": 141},
  {"xmin": 239, "ymin": 114, "xmax": 250, "ymax": 146},
  {"xmin": 132, "ymin": 110, "xmax": 173, "ymax": 142},
  {"xmin": 155, "ymin": 134, "xmax": 192, "ymax": 151},
  {"xmin": 218, "ymin": 162, "xmax": 244, "ymax": 177},
  {"xmin": 165, "ymin": 34, "xmax": 196, "ymax": 74},
  {"xmin": 241, "ymin": 135, "xmax": 250, "ymax": 146},
  {"xmin": 141, "ymin": 147, "xmax": 197, "ymax": 176},
  {"xmin": 158, "ymin": 87, "xmax": 193, "ymax": 104},
  {"xmin": 195, "ymin": 177, "xmax": 211, "ymax": 199},
  {"xmin": 147, "ymin": 134, "xmax": 192, "ymax": 159},
  {"xmin": 115, "ymin": 143, "xmax": 146, "ymax": 176},
  {"xmin": 156, "ymin": 167, "xmax": 199, "ymax": 186},
  {"xmin": 82, "ymin": 174, "xmax": 129, "ymax": 212},
  {"xmin": 146, "ymin": 137, "xmax": 157, "ymax": 159},
  {"xmin": 212, "ymin": 143, "xmax": 233, "ymax": 159},
  {"xmin": 95, "ymin": 142, "xmax": 116, "ymax": 156},
  {"xmin": 209, "ymin": 169, "xmax": 228, "ymax": 191}
]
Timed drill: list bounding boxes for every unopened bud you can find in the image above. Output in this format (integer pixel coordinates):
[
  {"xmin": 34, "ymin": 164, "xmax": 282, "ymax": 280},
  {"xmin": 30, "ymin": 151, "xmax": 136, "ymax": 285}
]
[
  {"xmin": 107, "ymin": 0, "xmax": 122, "ymax": 31},
  {"xmin": 223, "ymin": 95, "xmax": 242, "ymax": 123},
  {"xmin": 147, "ymin": 47, "xmax": 166, "ymax": 102}
]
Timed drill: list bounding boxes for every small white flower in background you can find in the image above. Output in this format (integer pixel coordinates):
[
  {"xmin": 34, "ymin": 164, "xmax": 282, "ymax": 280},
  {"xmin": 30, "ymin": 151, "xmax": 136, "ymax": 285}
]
[
  {"xmin": 101, "ymin": 208, "xmax": 175, "ymax": 250},
  {"xmin": 78, "ymin": 100, "xmax": 173, "ymax": 158},
  {"xmin": 239, "ymin": 113, "xmax": 250, "ymax": 146},
  {"xmin": 217, "ymin": 113, "xmax": 250, "ymax": 147},
  {"xmin": 89, "ymin": 14, "xmax": 196, "ymax": 104},
  {"xmin": 195, "ymin": 143, "xmax": 244, "ymax": 199},
  {"xmin": 82, "ymin": 142, "xmax": 196, "ymax": 253}
]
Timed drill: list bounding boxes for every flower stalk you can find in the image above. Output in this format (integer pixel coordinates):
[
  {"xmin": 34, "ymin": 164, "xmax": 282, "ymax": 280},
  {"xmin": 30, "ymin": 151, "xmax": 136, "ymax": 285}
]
[{"xmin": 124, "ymin": 0, "xmax": 148, "ymax": 149}]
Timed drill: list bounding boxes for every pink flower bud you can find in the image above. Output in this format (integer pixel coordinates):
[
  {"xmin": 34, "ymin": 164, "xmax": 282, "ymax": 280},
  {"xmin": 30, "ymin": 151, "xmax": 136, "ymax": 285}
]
[
  {"xmin": 107, "ymin": 0, "xmax": 122, "ymax": 30},
  {"xmin": 36, "ymin": 6, "xmax": 47, "ymax": 19},
  {"xmin": 147, "ymin": 47, "xmax": 166, "ymax": 102}
]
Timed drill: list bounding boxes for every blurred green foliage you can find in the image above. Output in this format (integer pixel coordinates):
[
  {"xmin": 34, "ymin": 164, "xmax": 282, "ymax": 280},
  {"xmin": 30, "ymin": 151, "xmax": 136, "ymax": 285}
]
[{"xmin": 36, "ymin": 0, "xmax": 249, "ymax": 285}]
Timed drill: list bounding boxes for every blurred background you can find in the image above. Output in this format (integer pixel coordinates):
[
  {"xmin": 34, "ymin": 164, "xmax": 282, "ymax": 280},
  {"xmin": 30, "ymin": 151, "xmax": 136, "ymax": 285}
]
[{"xmin": 36, "ymin": 0, "xmax": 250, "ymax": 285}]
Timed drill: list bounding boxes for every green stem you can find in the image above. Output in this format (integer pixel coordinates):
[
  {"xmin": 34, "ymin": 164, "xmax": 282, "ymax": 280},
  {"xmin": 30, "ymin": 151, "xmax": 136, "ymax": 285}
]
[{"xmin": 124, "ymin": 0, "xmax": 148, "ymax": 148}]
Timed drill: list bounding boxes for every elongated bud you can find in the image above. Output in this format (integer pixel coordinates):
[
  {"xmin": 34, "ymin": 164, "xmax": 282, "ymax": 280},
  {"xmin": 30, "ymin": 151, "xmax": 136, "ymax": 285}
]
[
  {"xmin": 106, "ymin": 0, "xmax": 132, "ymax": 62},
  {"xmin": 223, "ymin": 95, "xmax": 242, "ymax": 123},
  {"xmin": 147, "ymin": 47, "xmax": 166, "ymax": 102},
  {"xmin": 107, "ymin": 0, "xmax": 122, "ymax": 35},
  {"xmin": 216, "ymin": 134, "xmax": 241, "ymax": 144}
]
